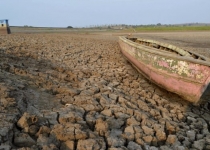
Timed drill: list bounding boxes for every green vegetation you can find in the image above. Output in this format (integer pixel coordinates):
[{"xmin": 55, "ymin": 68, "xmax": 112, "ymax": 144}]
[{"xmin": 131, "ymin": 25, "xmax": 210, "ymax": 32}]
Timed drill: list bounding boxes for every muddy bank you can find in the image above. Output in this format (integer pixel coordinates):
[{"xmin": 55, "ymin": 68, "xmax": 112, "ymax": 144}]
[{"xmin": 0, "ymin": 32, "xmax": 210, "ymax": 150}]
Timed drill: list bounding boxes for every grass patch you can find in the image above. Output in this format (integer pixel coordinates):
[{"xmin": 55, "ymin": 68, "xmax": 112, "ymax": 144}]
[{"xmin": 130, "ymin": 26, "xmax": 210, "ymax": 32}]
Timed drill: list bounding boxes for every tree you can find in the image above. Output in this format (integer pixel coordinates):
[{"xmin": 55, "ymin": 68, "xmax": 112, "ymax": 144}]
[
  {"xmin": 157, "ymin": 23, "xmax": 161, "ymax": 26},
  {"xmin": 67, "ymin": 26, "xmax": 73, "ymax": 28}
]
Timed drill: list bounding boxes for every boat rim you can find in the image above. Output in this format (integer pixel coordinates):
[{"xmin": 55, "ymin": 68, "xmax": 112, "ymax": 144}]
[{"xmin": 119, "ymin": 36, "xmax": 210, "ymax": 67}]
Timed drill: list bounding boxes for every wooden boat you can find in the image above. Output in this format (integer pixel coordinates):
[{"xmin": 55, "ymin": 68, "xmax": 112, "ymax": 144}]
[{"xmin": 119, "ymin": 36, "xmax": 210, "ymax": 104}]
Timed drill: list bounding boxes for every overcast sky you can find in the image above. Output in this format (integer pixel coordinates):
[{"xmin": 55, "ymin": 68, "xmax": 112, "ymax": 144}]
[{"xmin": 1, "ymin": 0, "xmax": 210, "ymax": 27}]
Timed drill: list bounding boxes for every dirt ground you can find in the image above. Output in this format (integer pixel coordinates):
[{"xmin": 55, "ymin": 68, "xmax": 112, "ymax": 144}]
[{"xmin": 0, "ymin": 31, "xmax": 210, "ymax": 150}]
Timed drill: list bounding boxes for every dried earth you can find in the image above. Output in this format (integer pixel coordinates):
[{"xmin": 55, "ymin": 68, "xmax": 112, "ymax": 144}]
[{"xmin": 0, "ymin": 31, "xmax": 210, "ymax": 150}]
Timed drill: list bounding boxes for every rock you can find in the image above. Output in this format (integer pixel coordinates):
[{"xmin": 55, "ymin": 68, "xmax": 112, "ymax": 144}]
[
  {"xmin": 51, "ymin": 123, "xmax": 86, "ymax": 141},
  {"xmin": 186, "ymin": 130, "xmax": 196, "ymax": 141},
  {"xmin": 136, "ymin": 138, "xmax": 144, "ymax": 146},
  {"xmin": 127, "ymin": 117, "xmax": 140, "ymax": 126},
  {"xmin": 206, "ymin": 145, "xmax": 210, "ymax": 150},
  {"xmin": 160, "ymin": 145, "xmax": 170, "ymax": 150},
  {"xmin": 114, "ymin": 112, "xmax": 129, "ymax": 119},
  {"xmin": 149, "ymin": 146, "xmax": 159, "ymax": 150},
  {"xmin": 17, "ymin": 112, "xmax": 38, "ymax": 129},
  {"xmin": 156, "ymin": 130, "xmax": 166, "ymax": 142},
  {"xmin": 143, "ymin": 135, "xmax": 153, "ymax": 145},
  {"xmin": 44, "ymin": 111, "xmax": 58, "ymax": 125},
  {"xmin": 0, "ymin": 145, "xmax": 11, "ymax": 150},
  {"xmin": 95, "ymin": 118, "xmax": 109, "ymax": 136},
  {"xmin": 151, "ymin": 137, "xmax": 158, "ymax": 146},
  {"xmin": 86, "ymin": 111, "xmax": 97, "ymax": 128},
  {"xmin": 196, "ymin": 134, "xmax": 204, "ymax": 140},
  {"xmin": 166, "ymin": 135, "xmax": 177, "ymax": 145},
  {"xmin": 100, "ymin": 94, "xmax": 113, "ymax": 107},
  {"xmin": 56, "ymin": 87, "xmax": 80, "ymax": 96},
  {"xmin": 206, "ymin": 137, "xmax": 210, "ymax": 144},
  {"xmin": 182, "ymin": 137, "xmax": 191, "ymax": 147},
  {"xmin": 107, "ymin": 135, "xmax": 126, "ymax": 147},
  {"xmin": 101, "ymin": 109, "xmax": 113, "ymax": 117},
  {"xmin": 58, "ymin": 104, "xmax": 85, "ymax": 124},
  {"xmin": 107, "ymin": 117, "xmax": 124, "ymax": 129},
  {"xmin": 124, "ymin": 126, "xmax": 135, "ymax": 141},
  {"xmin": 14, "ymin": 133, "xmax": 36, "ymax": 147},
  {"xmin": 37, "ymin": 134, "xmax": 51, "ymax": 147},
  {"xmin": 108, "ymin": 147, "xmax": 127, "ymax": 150},
  {"xmin": 127, "ymin": 141, "xmax": 142, "ymax": 150},
  {"xmin": 166, "ymin": 121, "xmax": 176, "ymax": 134},
  {"xmin": 109, "ymin": 93, "xmax": 118, "ymax": 101},
  {"xmin": 36, "ymin": 126, "xmax": 51, "ymax": 137},
  {"xmin": 77, "ymin": 138, "xmax": 106, "ymax": 150},
  {"xmin": 107, "ymin": 129, "xmax": 125, "ymax": 147},
  {"xmin": 174, "ymin": 146, "xmax": 186, "ymax": 150},
  {"xmin": 75, "ymin": 128, "xmax": 88, "ymax": 140},
  {"xmin": 42, "ymin": 144, "xmax": 59, "ymax": 150},
  {"xmin": 60, "ymin": 140, "xmax": 75, "ymax": 150},
  {"xmin": 28, "ymin": 125, "xmax": 39, "ymax": 136},
  {"xmin": 192, "ymin": 139, "xmax": 205, "ymax": 150},
  {"xmin": 142, "ymin": 126, "xmax": 154, "ymax": 135}
]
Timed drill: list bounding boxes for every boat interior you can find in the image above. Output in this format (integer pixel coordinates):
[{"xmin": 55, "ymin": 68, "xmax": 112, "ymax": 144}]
[{"xmin": 127, "ymin": 37, "xmax": 207, "ymax": 61}]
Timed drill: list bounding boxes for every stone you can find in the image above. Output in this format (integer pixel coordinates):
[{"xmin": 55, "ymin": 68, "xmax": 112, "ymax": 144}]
[
  {"xmin": 42, "ymin": 144, "xmax": 59, "ymax": 150},
  {"xmin": 100, "ymin": 94, "xmax": 112, "ymax": 108},
  {"xmin": 14, "ymin": 133, "xmax": 36, "ymax": 147},
  {"xmin": 143, "ymin": 135, "xmax": 153, "ymax": 145},
  {"xmin": 127, "ymin": 117, "xmax": 140, "ymax": 126},
  {"xmin": 160, "ymin": 145, "xmax": 170, "ymax": 150},
  {"xmin": 44, "ymin": 111, "xmax": 58, "ymax": 125},
  {"xmin": 58, "ymin": 105, "xmax": 85, "ymax": 124},
  {"xmin": 127, "ymin": 141, "xmax": 142, "ymax": 150},
  {"xmin": 101, "ymin": 109, "xmax": 113, "ymax": 117},
  {"xmin": 107, "ymin": 135, "xmax": 126, "ymax": 147},
  {"xmin": 142, "ymin": 126, "xmax": 154, "ymax": 135},
  {"xmin": 186, "ymin": 130, "xmax": 195, "ymax": 141},
  {"xmin": 196, "ymin": 134, "xmax": 204, "ymax": 140},
  {"xmin": 124, "ymin": 126, "xmax": 135, "ymax": 141},
  {"xmin": 37, "ymin": 134, "xmax": 51, "ymax": 147},
  {"xmin": 107, "ymin": 118, "xmax": 124, "ymax": 129},
  {"xmin": 36, "ymin": 126, "xmax": 51, "ymax": 137},
  {"xmin": 60, "ymin": 140, "xmax": 75, "ymax": 150},
  {"xmin": 0, "ymin": 145, "xmax": 11, "ymax": 150},
  {"xmin": 95, "ymin": 118, "xmax": 109, "ymax": 136},
  {"xmin": 51, "ymin": 123, "xmax": 76, "ymax": 141},
  {"xmin": 28, "ymin": 125, "xmax": 39, "ymax": 136},
  {"xmin": 192, "ymin": 139, "xmax": 205, "ymax": 150},
  {"xmin": 156, "ymin": 130, "xmax": 166, "ymax": 142},
  {"xmin": 75, "ymin": 129, "xmax": 88, "ymax": 140},
  {"xmin": 174, "ymin": 146, "xmax": 186, "ymax": 150},
  {"xmin": 151, "ymin": 137, "xmax": 158, "ymax": 146},
  {"xmin": 166, "ymin": 121, "xmax": 176, "ymax": 134},
  {"xmin": 206, "ymin": 145, "xmax": 210, "ymax": 150},
  {"xmin": 77, "ymin": 138, "xmax": 106, "ymax": 150},
  {"xmin": 109, "ymin": 93, "xmax": 118, "ymax": 101},
  {"xmin": 17, "ymin": 112, "xmax": 37, "ymax": 129},
  {"xmin": 182, "ymin": 137, "xmax": 191, "ymax": 147},
  {"xmin": 165, "ymin": 134, "xmax": 177, "ymax": 145},
  {"xmin": 149, "ymin": 146, "xmax": 159, "ymax": 150}
]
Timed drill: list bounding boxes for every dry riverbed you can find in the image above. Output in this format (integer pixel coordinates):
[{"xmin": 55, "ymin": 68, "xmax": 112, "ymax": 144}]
[{"xmin": 0, "ymin": 32, "xmax": 210, "ymax": 150}]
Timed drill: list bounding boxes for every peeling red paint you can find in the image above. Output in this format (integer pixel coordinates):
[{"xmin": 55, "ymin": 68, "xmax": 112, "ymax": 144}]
[{"xmin": 158, "ymin": 61, "xmax": 170, "ymax": 68}]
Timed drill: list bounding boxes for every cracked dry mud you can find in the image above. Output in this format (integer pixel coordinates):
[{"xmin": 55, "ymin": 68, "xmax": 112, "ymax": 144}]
[{"xmin": 1, "ymin": 32, "xmax": 210, "ymax": 150}]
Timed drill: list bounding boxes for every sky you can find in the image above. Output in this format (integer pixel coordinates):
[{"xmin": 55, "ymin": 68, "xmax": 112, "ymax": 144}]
[{"xmin": 1, "ymin": 0, "xmax": 210, "ymax": 27}]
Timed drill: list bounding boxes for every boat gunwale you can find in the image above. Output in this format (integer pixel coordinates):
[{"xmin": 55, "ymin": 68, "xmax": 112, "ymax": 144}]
[{"xmin": 119, "ymin": 36, "xmax": 210, "ymax": 67}]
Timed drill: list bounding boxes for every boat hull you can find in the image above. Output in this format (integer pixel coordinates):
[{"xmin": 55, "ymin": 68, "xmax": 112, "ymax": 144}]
[{"xmin": 119, "ymin": 36, "xmax": 210, "ymax": 104}]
